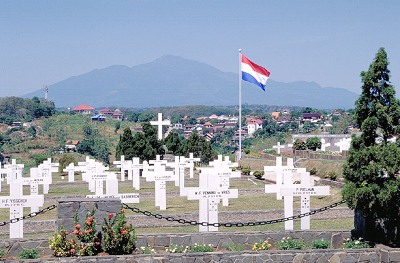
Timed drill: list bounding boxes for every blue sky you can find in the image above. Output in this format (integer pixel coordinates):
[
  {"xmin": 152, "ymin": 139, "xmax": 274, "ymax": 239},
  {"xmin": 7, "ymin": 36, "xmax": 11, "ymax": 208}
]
[{"xmin": 1, "ymin": 0, "xmax": 399, "ymax": 97}]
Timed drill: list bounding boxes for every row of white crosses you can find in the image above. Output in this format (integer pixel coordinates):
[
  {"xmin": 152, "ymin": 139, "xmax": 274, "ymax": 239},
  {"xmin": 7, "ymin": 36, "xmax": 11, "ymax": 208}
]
[
  {"xmin": 265, "ymin": 157, "xmax": 330, "ymax": 230},
  {"xmin": 335, "ymin": 137, "xmax": 351, "ymax": 152},
  {"xmin": 0, "ymin": 158, "xmax": 60, "ymax": 238}
]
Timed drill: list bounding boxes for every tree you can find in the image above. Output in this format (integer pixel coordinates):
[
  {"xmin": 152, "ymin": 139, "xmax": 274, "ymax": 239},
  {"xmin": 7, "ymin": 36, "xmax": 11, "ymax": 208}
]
[
  {"xmin": 181, "ymin": 133, "xmax": 215, "ymax": 164},
  {"xmin": 292, "ymin": 139, "xmax": 306, "ymax": 151},
  {"xmin": 163, "ymin": 131, "xmax": 183, "ymax": 155},
  {"xmin": 342, "ymin": 48, "xmax": 400, "ymax": 245},
  {"xmin": 77, "ymin": 124, "xmax": 110, "ymax": 164},
  {"xmin": 115, "ymin": 127, "xmax": 135, "ymax": 160},
  {"xmin": 306, "ymin": 137, "xmax": 321, "ymax": 151}
]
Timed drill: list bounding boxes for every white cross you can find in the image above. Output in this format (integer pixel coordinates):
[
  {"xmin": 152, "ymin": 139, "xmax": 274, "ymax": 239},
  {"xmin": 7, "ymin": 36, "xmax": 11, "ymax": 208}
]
[
  {"xmin": 0, "ymin": 163, "xmax": 8, "ymax": 192},
  {"xmin": 145, "ymin": 160, "xmax": 174, "ymax": 210},
  {"xmin": 320, "ymin": 139, "xmax": 331, "ymax": 151},
  {"xmin": 273, "ymin": 142, "xmax": 285, "ymax": 154},
  {"xmin": 129, "ymin": 157, "xmax": 143, "ymax": 190},
  {"xmin": 150, "ymin": 112, "xmax": 171, "ymax": 140},
  {"xmin": 4, "ymin": 159, "xmax": 24, "ymax": 184},
  {"xmin": 20, "ymin": 168, "xmax": 51, "ymax": 212},
  {"xmin": 186, "ymin": 171, "xmax": 238, "ymax": 232},
  {"xmin": 0, "ymin": 180, "xmax": 44, "ymax": 238},
  {"xmin": 280, "ymin": 171, "xmax": 330, "ymax": 230},
  {"xmin": 113, "ymin": 155, "xmax": 130, "ymax": 181},
  {"xmin": 63, "ymin": 163, "xmax": 77, "ymax": 182},
  {"xmin": 186, "ymin": 153, "xmax": 200, "ymax": 178}
]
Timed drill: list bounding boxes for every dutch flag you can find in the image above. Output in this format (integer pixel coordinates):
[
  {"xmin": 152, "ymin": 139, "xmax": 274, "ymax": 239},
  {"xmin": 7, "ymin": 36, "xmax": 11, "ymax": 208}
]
[{"xmin": 241, "ymin": 55, "xmax": 270, "ymax": 91}]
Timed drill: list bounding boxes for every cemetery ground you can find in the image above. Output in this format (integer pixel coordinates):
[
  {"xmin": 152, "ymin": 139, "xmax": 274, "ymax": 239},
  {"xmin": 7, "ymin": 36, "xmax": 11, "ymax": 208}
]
[{"xmin": 0, "ymin": 159, "xmax": 351, "ymax": 241}]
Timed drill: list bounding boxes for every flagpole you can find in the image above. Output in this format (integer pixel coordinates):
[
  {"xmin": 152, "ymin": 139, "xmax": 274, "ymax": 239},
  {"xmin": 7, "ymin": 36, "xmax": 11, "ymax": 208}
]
[{"xmin": 238, "ymin": 49, "xmax": 242, "ymax": 160}]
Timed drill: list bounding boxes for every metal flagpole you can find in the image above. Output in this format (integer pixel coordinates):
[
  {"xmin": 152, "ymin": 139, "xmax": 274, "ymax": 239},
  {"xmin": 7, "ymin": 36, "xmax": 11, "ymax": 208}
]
[{"xmin": 238, "ymin": 49, "xmax": 242, "ymax": 160}]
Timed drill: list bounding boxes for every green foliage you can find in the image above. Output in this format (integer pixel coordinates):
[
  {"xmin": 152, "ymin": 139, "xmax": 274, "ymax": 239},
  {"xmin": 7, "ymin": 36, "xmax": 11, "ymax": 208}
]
[
  {"xmin": 325, "ymin": 171, "xmax": 337, "ymax": 181},
  {"xmin": 251, "ymin": 240, "xmax": 272, "ymax": 251},
  {"xmin": 73, "ymin": 210, "xmax": 102, "ymax": 256},
  {"xmin": 309, "ymin": 167, "xmax": 318, "ymax": 175},
  {"xmin": 342, "ymin": 48, "xmax": 400, "ymax": 244},
  {"xmin": 27, "ymin": 125, "xmax": 37, "ymax": 138},
  {"xmin": 77, "ymin": 124, "xmax": 110, "ymax": 164},
  {"xmin": 137, "ymin": 246, "xmax": 156, "ymax": 254},
  {"xmin": 276, "ymin": 237, "xmax": 306, "ymax": 250},
  {"xmin": 293, "ymin": 139, "xmax": 306, "ymax": 150},
  {"xmin": 241, "ymin": 166, "xmax": 251, "ymax": 176},
  {"xmin": 0, "ymin": 96, "xmax": 55, "ymax": 123},
  {"xmin": 165, "ymin": 244, "xmax": 188, "ymax": 253},
  {"xmin": 30, "ymin": 153, "xmax": 50, "ymax": 166},
  {"xmin": 115, "ymin": 127, "xmax": 135, "ymax": 160},
  {"xmin": 163, "ymin": 131, "xmax": 183, "ymax": 155},
  {"xmin": 311, "ymin": 239, "xmax": 330, "ymax": 249},
  {"xmin": 180, "ymin": 133, "xmax": 215, "ymax": 164},
  {"xmin": 102, "ymin": 210, "xmax": 136, "ymax": 255},
  {"xmin": 306, "ymin": 137, "xmax": 321, "ymax": 151},
  {"xmin": 244, "ymin": 148, "xmax": 250, "ymax": 154},
  {"xmin": 253, "ymin": 170, "xmax": 264, "ymax": 180},
  {"xmin": 114, "ymin": 121, "xmax": 121, "ymax": 133},
  {"xmin": 19, "ymin": 248, "xmax": 40, "ymax": 259},
  {"xmin": 342, "ymin": 238, "xmax": 370, "ymax": 249},
  {"xmin": 0, "ymin": 248, "xmax": 4, "ymax": 258},
  {"xmin": 58, "ymin": 154, "xmax": 77, "ymax": 173},
  {"xmin": 49, "ymin": 226, "xmax": 77, "ymax": 257},
  {"xmin": 165, "ymin": 243, "xmax": 214, "ymax": 253},
  {"xmin": 223, "ymin": 243, "xmax": 246, "ymax": 251}
]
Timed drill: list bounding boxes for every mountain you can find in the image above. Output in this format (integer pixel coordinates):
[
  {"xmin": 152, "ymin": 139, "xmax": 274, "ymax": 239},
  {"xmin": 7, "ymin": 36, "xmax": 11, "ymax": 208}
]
[{"xmin": 23, "ymin": 55, "xmax": 358, "ymax": 109}]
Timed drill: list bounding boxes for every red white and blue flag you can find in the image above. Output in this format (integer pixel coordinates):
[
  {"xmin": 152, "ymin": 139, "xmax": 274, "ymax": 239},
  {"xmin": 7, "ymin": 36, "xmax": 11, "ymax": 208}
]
[{"xmin": 241, "ymin": 55, "xmax": 270, "ymax": 91}]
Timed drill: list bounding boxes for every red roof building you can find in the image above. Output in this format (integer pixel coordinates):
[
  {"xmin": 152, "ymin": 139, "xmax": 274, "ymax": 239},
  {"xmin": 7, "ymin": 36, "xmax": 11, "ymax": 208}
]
[{"xmin": 72, "ymin": 104, "xmax": 94, "ymax": 115}]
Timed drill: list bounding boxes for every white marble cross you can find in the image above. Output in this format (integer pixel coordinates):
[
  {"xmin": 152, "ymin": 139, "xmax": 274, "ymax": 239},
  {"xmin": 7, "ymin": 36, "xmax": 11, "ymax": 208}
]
[
  {"xmin": 113, "ymin": 155, "xmax": 131, "ymax": 181},
  {"xmin": 21, "ymin": 168, "xmax": 51, "ymax": 212},
  {"xmin": 150, "ymin": 112, "xmax": 171, "ymax": 140},
  {"xmin": 334, "ymin": 138, "xmax": 351, "ymax": 152},
  {"xmin": 145, "ymin": 160, "xmax": 174, "ymax": 210},
  {"xmin": 186, "ymin": 171, "xmax": 238, "ymax": 232},
  {"xmin": 63, "ymin": 163, "xmax": 77, "ymax": 182},
  {"xmin": 37, "ymin": 158, "xmax": 59, "ymax": 194},
  {"xmin": 280, "ymin": 171, "xmax": 330, "ymax": 230},
  {"xmin": 167, "ymin": 156, "xmax": 191, "ymax": 192},
  {"xmin": 273, "ymin": 142, "xmax": 285, "ymax": 154},
  {"xmin": 0, "ymin": 180, "xmax": 44, "ymax": 238},
  {"xmin": 320, "ymin": 139, "xmax": 331, "ymax": 151},
  {"xmin": 5, "ymin": 159, "xmax": 24, "ymax": 184},
  {"xmin": 204, "ymin": 156, "xmax": 240, "ymax": 206},
  {"xmin": 185, "ymin": 153, "xmax": 200, "ymax": 178},
  {"xmin": 129, "ymin": 157, "xmax": 143, "ymax": 190}
]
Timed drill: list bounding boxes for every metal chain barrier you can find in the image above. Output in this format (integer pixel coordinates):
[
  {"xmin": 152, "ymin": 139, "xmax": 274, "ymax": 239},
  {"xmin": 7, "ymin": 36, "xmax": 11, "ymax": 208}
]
[
  {"xmin": 0, "ymin": 204, "xmax": 57, "ymax": 227},
  {"xmin": 122, "ymin": 200, "xmax": 347, "ymax": 228},
  {"xmin": 0, "ymin": 200, "xmax": 347, "ymax": 228}
]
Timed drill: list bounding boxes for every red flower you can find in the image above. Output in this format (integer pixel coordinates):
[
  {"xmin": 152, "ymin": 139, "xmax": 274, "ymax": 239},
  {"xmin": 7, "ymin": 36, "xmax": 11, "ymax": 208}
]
[
  {"xmin": 75, "ymin": 224, "xmax": 81, "ymax": 229},
  {"xmin": 70, "ymin": 248, "xmax": 75, "ymax": 254},
  {"xmin": 65, "ymin": 231, "xmax": 69, "ymax": 235},
  {"xmin": 121, "ymin": 230, "xmax": 127, "ymax": 235},
  {"xmin": 95, "ymin": 242, "xmax": 100, "ymax": 246},
  {"xmin": 73, "ymin": 229, "xmax": 79, "ymax": 235},
  {"xmin": 86, "ymin": 220, "xmax": 92, "ymax": 226},
  {"xmin": 108, "ymin": 213, "xmax": 114, "ymax": 219}
]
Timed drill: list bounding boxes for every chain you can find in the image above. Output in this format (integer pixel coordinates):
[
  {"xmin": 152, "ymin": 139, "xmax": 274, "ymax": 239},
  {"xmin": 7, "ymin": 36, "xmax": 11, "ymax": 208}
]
[
  {"xmin": 123, "ymin": 200, "xmax": 347, "ymax": 228},
  {"xmin": 0, "ymin": 205, "xmax": 57, "ymax": 227}
]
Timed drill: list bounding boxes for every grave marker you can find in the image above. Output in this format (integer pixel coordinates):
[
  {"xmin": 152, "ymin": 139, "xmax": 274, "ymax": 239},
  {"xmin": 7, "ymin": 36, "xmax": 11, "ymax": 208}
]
[
  {"xmin": 186, "ymin": 153, "xmax": 200, "ymax": 178},
  {"xmin": 0, "ymin": 180, "xmax": 44, "ymax": 238},
  {"xmin": 321, "ymin": 139, "xmax": 331, "ymax": 151},
  {"xmin": 150, "ymin": 112, "xmax": 171, "ymax": 140},
  {"xmin": 145, "ymin": 160, "xmax": 174, "ymax": 210},
  {"xmin": 186, "ymin": 171, "xmax": 238, "ymax": 232},
  {"xmin": 129, "ymin": 157, "xmax": 143, "ymax": 190},
  {"xmin": 273, "ymin": 142, "xmax": 285, "ymax": 154}
]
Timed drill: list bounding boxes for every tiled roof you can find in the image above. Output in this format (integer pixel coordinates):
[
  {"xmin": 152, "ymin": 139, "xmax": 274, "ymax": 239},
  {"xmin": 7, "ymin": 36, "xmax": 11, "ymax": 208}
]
[{"xmin": 72, "ymin": 104, "xmax": 94, "ymax": 111}]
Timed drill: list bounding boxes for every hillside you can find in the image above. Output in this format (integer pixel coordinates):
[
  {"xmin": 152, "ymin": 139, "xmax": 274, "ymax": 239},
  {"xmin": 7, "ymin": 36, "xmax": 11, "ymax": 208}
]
[{"xmin": 23, "ymin": 55, "xmax": 358, "ymax": 110}]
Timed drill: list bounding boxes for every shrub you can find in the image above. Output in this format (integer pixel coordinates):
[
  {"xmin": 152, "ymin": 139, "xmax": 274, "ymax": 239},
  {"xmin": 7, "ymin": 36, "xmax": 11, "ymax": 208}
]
[
  {"xmin": 311, "ymin": 239, "xmax": 330, "ymax": 249},
  {"xmin": 325, "ymin": 171, "xmax": 337, "ymax": 181},
  {"xmin": 137, "ymin": 246, "xmax": 155, "ymax": 254},
  {"xmin": 165, "ymin": 244, "xmax": 188, "ymax": 253},
  {"xmin": 188, "ymin": 243, "xmax": 214, "ymax": 253},
  {"xmin": 309, "ymin": 167, "xmax": 318, "ymax": 175},
  {"xmin": 253, "ymin": 170, "xmax": 265, "ymax": 180},
  {"xmin": 58, "ymin": 154, "xmax": 77, "ymax": 173},
  {"xmin": 244, "ymin": 148, "xmax": 250, "ymax": 154},
  {"xmin": 252, "ymin": 240, "xmax": 272, "ymax": 251},
  {"xmin": 224, "ymin": 243, "xmax": 246, "ymax": 251},
  {"xmin": 0, "ymin": 248, "xmax": 4, "ymax": 258},
  {"xmin": 49, "ymin": 226, "xmax": 77, "ymax": 257},
  {"xmin": 102, "ymin": 210, "xmax": 136, "ymax": 255},
  {"xmin": 73, "ymin": 210, "xmax": 102, "ymax": 256},
  {"xmin": 19, "ymin": 248, "xmax": 39, "ymax": 259},
  {"xmin": 342, "ymin": 238, "xmax": 370, "ymax": 249},
  {"xmin": 276, "ymin": 237, "xmax": 306, "ymax": 250},
  {"xmin": 241, "ymin": 166, "xmax": 251, "ymax": 176}
]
